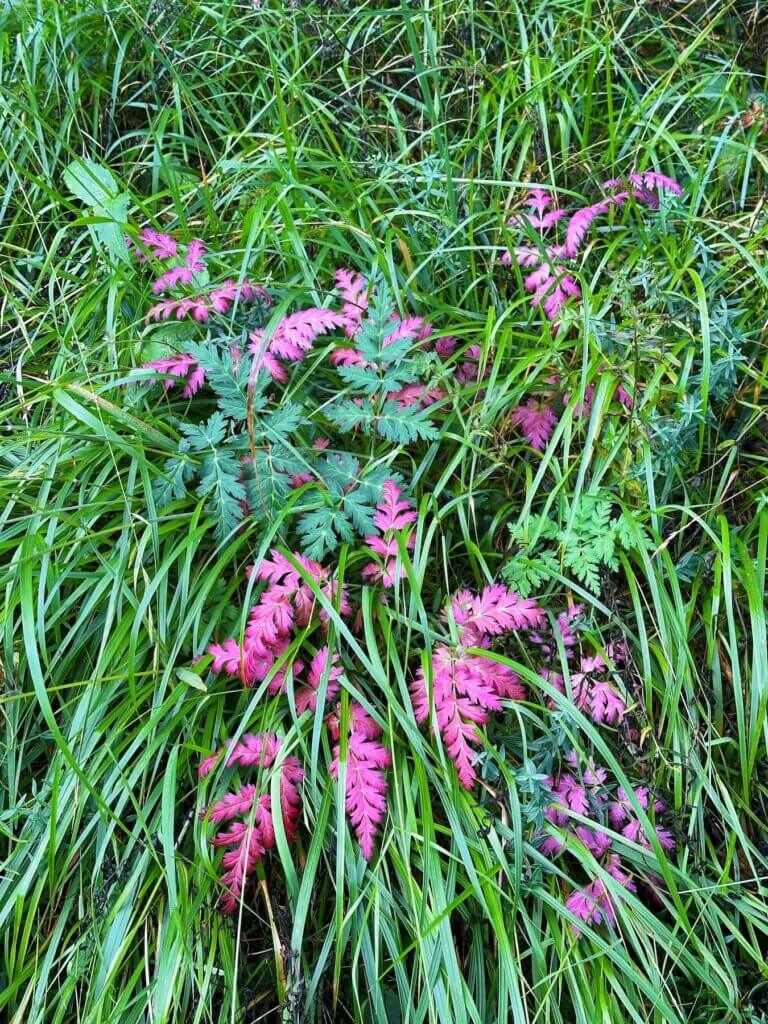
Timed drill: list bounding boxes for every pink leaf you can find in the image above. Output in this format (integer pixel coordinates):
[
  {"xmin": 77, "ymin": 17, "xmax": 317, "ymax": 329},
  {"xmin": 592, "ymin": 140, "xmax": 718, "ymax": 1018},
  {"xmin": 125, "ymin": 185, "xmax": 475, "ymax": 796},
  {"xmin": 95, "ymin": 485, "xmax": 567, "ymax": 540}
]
[
  {"xmin": 451, "ymin": 583, "xmax": 546, "ymax": 640},
  {"xmin": 410, "ymin": 638, "xmax": 525, "ymax": 790},
  {"xmin": 589, "ymin": 680, "xmax": 626, "ymax": 724},
  {"xmin": 329, "ymin": 704, "xmax": 390, "ymax": 858},
  {"xmin": 268, "ymin": 308, "xmax": 345, "ymax": 361},
  {"xmin": 627, "ymin": 171, "xmax": 682, "ymax": 196},
  {"xmin": 335, "ymin": 268, "xmax": 369, "ymax": 336},
  {"xmin": 510, "ymin": 397, "xmax": 559, "ymax": 450},
  {"xmin": 295, "ymin": 647, "xmax": 343, "ymax": 713}
]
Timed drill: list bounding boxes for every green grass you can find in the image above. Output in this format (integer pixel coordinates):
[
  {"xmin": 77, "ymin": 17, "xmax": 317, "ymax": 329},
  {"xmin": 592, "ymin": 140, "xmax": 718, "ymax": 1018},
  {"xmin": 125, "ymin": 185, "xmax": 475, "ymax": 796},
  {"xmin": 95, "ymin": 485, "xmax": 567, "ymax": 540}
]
[{"xmin": 2, "ymin": 0, "xmax": 768, "ymax": 1021}]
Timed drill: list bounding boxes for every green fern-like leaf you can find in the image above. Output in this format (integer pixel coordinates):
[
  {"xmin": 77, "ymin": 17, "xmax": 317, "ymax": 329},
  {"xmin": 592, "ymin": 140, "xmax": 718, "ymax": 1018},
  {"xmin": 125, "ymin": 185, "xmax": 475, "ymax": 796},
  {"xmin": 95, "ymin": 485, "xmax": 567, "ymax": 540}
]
[
  {"xmin": 297, "ymin": 505, "xmax": 355, "ymax": 560},
  {"xmin": 502, "ymin": 550, "xmax": 559, "ymax": 597},
  {"xmin": 177, "ymin": 414, "xmax": 245, "ymax": 539},
  {"xmin": 155, "ymin": 453, "xmax": 196, "ymax": 505},
  {"xmin": 183, "ymin": 340, "xmax": 265, "ymax": 422},
  {"xmin": 375, "ymin": 401, "xmax": 438, "ymax": 443}
]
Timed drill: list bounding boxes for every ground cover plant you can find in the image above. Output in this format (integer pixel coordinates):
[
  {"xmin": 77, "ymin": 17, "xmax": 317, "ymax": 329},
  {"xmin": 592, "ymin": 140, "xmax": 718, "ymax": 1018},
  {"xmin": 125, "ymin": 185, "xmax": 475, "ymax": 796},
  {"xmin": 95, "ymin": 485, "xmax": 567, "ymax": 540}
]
[{"xmin": 2, "ymin": 1, "xmax": 768, "ymax": 1022}]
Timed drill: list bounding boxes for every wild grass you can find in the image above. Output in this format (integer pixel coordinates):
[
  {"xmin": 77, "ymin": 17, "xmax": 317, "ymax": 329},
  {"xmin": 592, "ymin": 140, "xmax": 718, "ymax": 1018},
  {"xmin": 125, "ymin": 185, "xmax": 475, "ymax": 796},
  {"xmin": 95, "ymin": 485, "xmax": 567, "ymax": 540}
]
[{"xmin": 1, "ymin": 0, "xmax": 768, "ymax": 1022}]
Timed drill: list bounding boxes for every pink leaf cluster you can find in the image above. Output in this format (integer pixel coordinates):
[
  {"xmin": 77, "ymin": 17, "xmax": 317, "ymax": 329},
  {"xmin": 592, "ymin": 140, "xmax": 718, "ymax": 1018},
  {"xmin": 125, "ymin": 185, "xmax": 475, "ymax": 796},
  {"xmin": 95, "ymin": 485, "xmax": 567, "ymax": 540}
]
[
  {"xmin": 362, "ymin": 480, "xmax": 417, "ymax": 587},
  {"xmin": 503, "ymin": 171, "xmax": 681, "ymax": 333},
  {"xmin": 147, "ymin": 279, "xmax": 267, "ymax": 324},
  {"xmin": 529, "ymin": 603, "xmax": 583, "ymax": 658},
  {"xmin": 200, "ymin": 732, "xmax": 303, "ymax": 913},
  {"xmin": 294, "ymin": 646, "xmax": 343, "ymax": 714},
  {"xmin": 546, "ymin": 649, "xmax": 628, "ymax": 726},
  {"xmin": 335, "ymin": 268, "xmax": 369, "ymax": 335},
  {"xmin": 449, "ymin": 583, "xmax": 546, "ymax": 643},
  {"xmin": 539, "ymin": 749, "xmax": 673, "ymax": 934},
  {"xmin": 130, "ymin": 229, "xmax": 268, "ymax": 323},
  {"xmin": 410, "ymin": 585, "xmax": 542, "ymax": 788},
  {"xmin": 202, "ymin": 551, "xmax": 395, "ymax": 868},
  {"xmin": 328, "ymin": 703, "xmax": 391, "ymax": 859},
  {"xmin": 510, "ymin": 396, "xmax": 560, "ymax": 451},
  {"xmin": 131, "ymin": 227, "xmax": 270, "ymax": 394},
  {"xmin": 249, "ymin": 306, "xmax": 346, "ymax": 383},
  {"xmin": 509, "ymin": 367, "xmax": 633, "ymax": 452},
  {"xmin": 208, "ymin": 550, "xmax": 349, "ymax": 691},
  {"xmin": 142, "ymin": 352, "xmax": 206, "ymax": 398}
]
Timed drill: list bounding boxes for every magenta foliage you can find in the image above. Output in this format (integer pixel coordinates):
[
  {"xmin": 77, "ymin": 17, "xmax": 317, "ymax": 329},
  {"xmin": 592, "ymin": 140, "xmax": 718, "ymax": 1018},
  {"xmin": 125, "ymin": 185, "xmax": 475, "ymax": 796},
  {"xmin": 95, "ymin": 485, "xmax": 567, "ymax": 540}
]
[
  {"xmin": 328, "ymin": 703, "xmax": 391, "ymax": 859},
  {"xmin": 249, "ymin": 306, "xmax": 346, "ymax": 381},
  {"xmin": 202, "ymin": 546, "xmax": 395, "ymax": 870},
  {"xmin": 208, "ymin": 550, "xmax": 349, "ymax": 691},
  {"xmin": 449, "ymin": 583, "xmax": 546, "ymax": 643},
  {"xmin": 335, "ymin": 268, "xmax": 369, "ymax": 336},
  {"xmin": 454, "ymin": 343, "xmax": 489, "ymax": 387},
  {"xmin": 410, "ymin": 584, "xmax": 540, "ymax": 788},
  {"xmin": 295, "ymin": 646, "xmax": 343, "ymax": 714},
  {"xmin": 132, "ymin": 227, "xmax": 269, "ymax": 393},
  {"xmin": 539, "ymin": 749, "xmax": 673, "ymax": 934},
  {"xmin": 603, "ymin": 171, "xmax": 682, "ymax": 197},
  {"xmin": 565, "ymin": 878, "xmax": 617, "ymax": 932},
  {"xmin": 142, "ymin": 352, "xmax": 206, "ymax": 398},
  {"xmin": 504, "ymin": 171, "xmax": 681, "ymax": 333},
  {"xmin": 200, "ymin": 732, "xmax": 303, "ymax": 912},
  {"xmin": 509, "ymin": 366, "xmax": 633, "ymax": 451},
  {"xmin": 131, "ymin": 230, "xmax": 268, "ymax": 321},
  {"xmin": 362, "ymin": 479, "xmax": 417, "ymax": 587},
  {"xmin": 132, "ymin": 227, "xmax": 178, "ymax": 261},
  {"xmin": 550, "ymin": 650, "xmax": 628, "ymax": 725},
  {"xmin": 510, "ymin": 396, "xmax": 560, "ymax": 451}
]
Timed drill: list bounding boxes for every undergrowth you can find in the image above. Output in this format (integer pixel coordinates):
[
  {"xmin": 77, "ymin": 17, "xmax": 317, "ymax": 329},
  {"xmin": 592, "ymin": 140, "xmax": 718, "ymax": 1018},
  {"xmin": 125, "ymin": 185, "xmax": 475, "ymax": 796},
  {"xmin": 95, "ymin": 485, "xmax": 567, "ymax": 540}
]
[{"xmin": 2, "ymin": 2, "xmax": 768, "ymax": 1023}]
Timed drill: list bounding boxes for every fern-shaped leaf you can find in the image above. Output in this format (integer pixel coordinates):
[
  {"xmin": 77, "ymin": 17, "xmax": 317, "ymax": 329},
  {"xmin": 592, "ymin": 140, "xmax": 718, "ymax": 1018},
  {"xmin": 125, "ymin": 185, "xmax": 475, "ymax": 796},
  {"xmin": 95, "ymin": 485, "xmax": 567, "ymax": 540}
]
[
  {"xmin": 378, "ymin": 359, "xmax": 422, "ymax": 393},
  {"xmin": 262, "ymin": 402, "xmax": 304, "ymax": 439},
  {"xmin": 297, "ymin": 506, "xmax": 354, "ymax": 560},
  {"xmin": 319, "ymin": 453, "xmax": 360, "ymax": 497},
  {"xmin": 325, "ymin": 400, "xmax": 370, "ymax": 433},
  {"xmin": 268, "ymin": 308, "xmax": 345, "ymax": 361},
  {"xmin": 183, "ymin": 341, "xmax": 254, "ymax": 421},
  {"xmin": 244, "ymin": 451, "xmax": 292, "ymax": 519},
  {"xmin": 195, "ymin": 440, "xmax": 246, "ymax": 540},
  {"xmin": 355, "ymin": 466, "xmax": 405, "ymax": 505},
  {"xmin": 375, "ymin": 401, "xmax": 438, "ymax": 443},
  {"xmin": 343, "ymin": 490, "xmax": 378, "ymax": 535},
  {"xmin": 353, "ymin": 282, "xmax": 397, "ymax": 365},
  {"xmin": 155, "ymin": 452, "xmax": 196, "ymax": 505},
  {"xmin": 336, "ymin": 363, "xmax": 381, "ymax": 396},
  {"xmin": 179, "ymin": 411, "xmax": 228, "ymax": 452},
  {"xmin": 502, "ymin": 552, "xmax": 558, "ymax": 597},
  {"xmin": 561, "ymin": 545, "xmax": 601, "ymax": 594}
]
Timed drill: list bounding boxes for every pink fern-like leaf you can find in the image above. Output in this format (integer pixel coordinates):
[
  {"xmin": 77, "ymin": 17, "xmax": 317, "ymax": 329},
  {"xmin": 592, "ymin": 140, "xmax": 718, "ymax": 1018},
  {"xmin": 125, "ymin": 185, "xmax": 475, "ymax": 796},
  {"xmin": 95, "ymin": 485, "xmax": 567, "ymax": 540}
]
[
  {"xmin": 510, "ymin": 397, "xmax": 559, "ymax": 450},
  {"xmin": 605, "ymin": 853, "xmax": 637, "ymax": 892},
  {"xmin": 622, "ymin": 818, "xmax": 674, "ymax": 852},
  {"xmin": 185, "ymin": 239, "xmax": 206, "ymax": 269},
  {"xmin": 363, "ymin": 480, "xmax": 416, "ymax": 587},
  {"xmin": 136, "ymin": 228, "xmax": 178, "ymax": 260},
  {"xmin": 589, "ymin": 680, "xmax": 626, "ymax": 725},
  {"xmin": 451, "ymin": 583, "xmax": 546, "ymax": 641},
  {"xmin": 562, "ymin": 199, "xmax": 621, "ymax": 259},
  {"xmin": 329, "ymin": 704, "xmax": 390, "ymax": 858},
  {"xmin": 268, "ymin": 308, "xmax": 346, "ymax": 362},
  {"xmin": 335, "ymin": 268, "xmax": 369, "ymax": 335},
  {"xmin": 208, "ymin": 784, "xmax": 257, "ymax": 825},
  {"xmin": 142, "ymin": 352, "xmax": 205, "ymax": 398},
  {"xmin": 626, "ymin": 171, "xmax": 682, "ymax": 196},
  {"xmin": 410, "ymin": 640, "xmax": 525, "ymax": 789},
  {"xmin": 294, "ymin": 646, "xmax": 343, "ymax": 714},
  {"xmin": 373, "ymin": 480, "xmax": 418, "ymax": 533},
  {"xmin": 200, "ymin": 736, "xmax": 304, "ymax": 912},
  {"xmin": 525, "ymin": 187, "xmax": 553, "ymax": 214}
]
